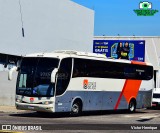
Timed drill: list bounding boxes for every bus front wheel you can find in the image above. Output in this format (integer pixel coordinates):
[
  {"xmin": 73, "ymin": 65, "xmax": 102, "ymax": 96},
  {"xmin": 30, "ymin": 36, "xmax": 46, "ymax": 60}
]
[
  {"xmin": 71, "ymin": 100, "xmax": 82, "ymax": 116},
  {"xmin": 128, "ymin": 99, "xmax": 136, "ymax": 113}
]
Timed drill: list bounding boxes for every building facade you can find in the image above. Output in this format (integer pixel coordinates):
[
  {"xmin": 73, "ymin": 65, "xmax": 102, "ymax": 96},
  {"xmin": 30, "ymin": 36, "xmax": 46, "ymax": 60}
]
[
  {"xmin": 0, "ymin": 0, "xmax": 94, "ymax": 55},
  {"xmin": 0, "ymin": 0, "xmax": 94, "ymax": 105}
]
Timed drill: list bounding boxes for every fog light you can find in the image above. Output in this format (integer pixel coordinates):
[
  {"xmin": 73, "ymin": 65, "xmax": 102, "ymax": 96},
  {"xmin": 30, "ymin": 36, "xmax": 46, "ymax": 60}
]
[
  {"xmin": 16, "ymin": 99, "xmax": 21, "ymax": 102},
  {"xmin": 43, "ymin": 101, "xmax": 53, "ymax": 105}
]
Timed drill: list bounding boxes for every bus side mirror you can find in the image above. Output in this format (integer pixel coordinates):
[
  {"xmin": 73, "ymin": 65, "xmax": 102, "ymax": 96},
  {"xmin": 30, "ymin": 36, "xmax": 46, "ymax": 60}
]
[
  {"xmin": 51, "ymin": 68, "xmax": 58, "ymax": 83},
  {"xmin": 8, "ymin": 66, "xmax": 18, "ymax": 81},
  {"xmin": 17, "ymin": 60, "xmax": 21, "ymax": 71}
]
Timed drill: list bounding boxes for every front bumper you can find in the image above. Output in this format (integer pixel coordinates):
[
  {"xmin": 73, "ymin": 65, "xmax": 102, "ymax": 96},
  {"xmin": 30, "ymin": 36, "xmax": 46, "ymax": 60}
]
[
  {"xmin": 152, "ymin": 102, "xmax": 160, "ymax": 107},
  {"xmin": 15, "ymin": 102, "xmax": 54, "ymax": 112}
]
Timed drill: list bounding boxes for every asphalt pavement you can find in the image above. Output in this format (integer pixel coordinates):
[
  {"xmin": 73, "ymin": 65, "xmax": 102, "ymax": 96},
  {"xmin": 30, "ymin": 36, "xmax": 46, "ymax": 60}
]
[{"xmin": 0, "ymin": 106, "xmax": 160, "ymax": 133}]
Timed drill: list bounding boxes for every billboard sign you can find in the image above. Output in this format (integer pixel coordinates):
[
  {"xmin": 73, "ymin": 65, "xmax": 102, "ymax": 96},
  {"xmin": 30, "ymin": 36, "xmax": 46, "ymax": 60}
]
[{"xmin": 93, "ymin": 40, "xmax": 145, "ymax": 62}]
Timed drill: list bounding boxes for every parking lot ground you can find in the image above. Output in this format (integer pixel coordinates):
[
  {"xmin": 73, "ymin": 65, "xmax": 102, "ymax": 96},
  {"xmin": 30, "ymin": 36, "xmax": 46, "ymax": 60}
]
[{"xmin": 0, "ymin": 107, "xmax": 160, "ymax": 133}]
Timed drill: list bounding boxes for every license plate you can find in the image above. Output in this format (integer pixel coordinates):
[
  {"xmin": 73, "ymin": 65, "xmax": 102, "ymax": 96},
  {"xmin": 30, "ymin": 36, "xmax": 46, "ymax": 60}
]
[{"xmin": 28, "ymin": 106, "xmax": 35, "ymax": 109}]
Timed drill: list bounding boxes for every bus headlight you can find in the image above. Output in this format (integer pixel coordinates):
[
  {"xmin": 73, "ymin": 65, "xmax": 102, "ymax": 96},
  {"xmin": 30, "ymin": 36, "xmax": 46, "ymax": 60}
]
[
  {"xmin": 42, "ymin": 101, "xmax": 53, "ymax": 105},
  {"xmin": 16, "ymin": 99, "xmax": 21, "ymax": 103}
]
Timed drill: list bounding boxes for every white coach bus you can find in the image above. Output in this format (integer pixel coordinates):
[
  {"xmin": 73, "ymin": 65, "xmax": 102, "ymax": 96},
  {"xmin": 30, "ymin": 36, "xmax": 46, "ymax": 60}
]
[{"xmin": 9, "ymin": 50, "xmax": 154, "ymax": 115}]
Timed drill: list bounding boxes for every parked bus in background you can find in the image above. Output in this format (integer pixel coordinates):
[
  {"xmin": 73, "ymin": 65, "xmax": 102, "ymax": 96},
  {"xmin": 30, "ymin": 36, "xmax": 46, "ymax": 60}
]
[{"xmin": 9, "ymin": 50, "xmax": 154, "ymax": 116}]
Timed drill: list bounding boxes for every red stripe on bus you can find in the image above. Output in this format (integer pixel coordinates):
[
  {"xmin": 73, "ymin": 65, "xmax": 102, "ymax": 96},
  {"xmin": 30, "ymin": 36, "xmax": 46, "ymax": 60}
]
[
  {"xmin": 131, "ymin": 61, "xmax": 146, "ymax": 65},
  {"xmin": 114, "ymin": 80, "xmax": 142, "ymax": 110},
  {"xmin": 114, "ymin": 80, "xmax": 128, "ymax": 110},
  {"xmin": 123, "ymin": 80, "xmax": 142, "ymax": 103},
  {"xmin": 114, "ymin": 61, "xmax": 146, "ymax": 110}
]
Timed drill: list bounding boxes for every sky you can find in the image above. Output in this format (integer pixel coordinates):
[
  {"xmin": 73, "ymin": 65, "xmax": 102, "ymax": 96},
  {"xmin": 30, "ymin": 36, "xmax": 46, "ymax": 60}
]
[{"xmin": 72, "ymin": 0, "xmax": 160, "ymax": 36}]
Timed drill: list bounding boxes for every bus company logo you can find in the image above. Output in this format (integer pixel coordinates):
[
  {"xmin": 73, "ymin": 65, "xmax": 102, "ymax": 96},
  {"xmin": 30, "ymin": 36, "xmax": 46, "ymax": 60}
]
[
  {"xmin": 30, "ymin": 97, "xmax": 34, "ymax": 102},
  {"xmin": 83, "ymin": 79, "xmax": 88, "ymax": 89},
  {"xmin": 134, "ymin": 1, "xmax": 158, "ymax": 16},
  {"xmin": 83, "ymin": 79, "xmax": 96, "ymax": 90}
]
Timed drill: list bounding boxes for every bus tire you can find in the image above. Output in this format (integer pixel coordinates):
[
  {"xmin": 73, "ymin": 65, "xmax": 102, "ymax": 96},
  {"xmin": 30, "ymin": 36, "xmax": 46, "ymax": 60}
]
[
  {"xmin": 128, "ymin": 99, "xmax": 136, "ymax": 113},
  {"xmin": 71, "ymin": 100, "xmax": 82, "ymax": 116}
]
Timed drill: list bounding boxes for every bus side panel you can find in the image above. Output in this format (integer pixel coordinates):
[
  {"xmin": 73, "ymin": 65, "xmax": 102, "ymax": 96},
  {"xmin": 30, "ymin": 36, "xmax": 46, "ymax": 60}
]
[
  {"xmin": 55, "ymin": 92, "xmax": 73, "ymax": 112},
  {"xmin": 66, "ymin": 78, "xmax": 128, "ymax": 111},
  {"xmin": 115, "ymin": 95, "xmax": 129, "ymax": 110},
  {"xmin": 136, "ymin": 79, "xmax": 153, "ymax": 108},
  {"xmin": 54, "ymin": 78, "xmax": 153, "ymax": 112},
  {"xmin": 83, "ymin": 91, "xmax": 128, "ymax": 111},
  {"xmin": 101, "ymin": 92, "xmax": 128, "ymax": 110},
  {"xmin": 54, "ymin": 89, "xmax": 152, "ymax": 112},
  {"xmin": 85, "ymin": 91, "xmax": 102, "ymax": 111},
  {"xmin": 136, "ymin": 90, "xmax": 152, "ymax": 108},
  {"xmin": 54, "ymin": 91, "xmax": 128, "ymax": 112}
]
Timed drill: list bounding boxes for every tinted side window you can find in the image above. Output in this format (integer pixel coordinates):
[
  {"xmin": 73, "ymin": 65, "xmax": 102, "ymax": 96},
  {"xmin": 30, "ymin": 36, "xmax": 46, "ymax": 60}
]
[
  {"xmin": 85, "ymin": 60, "xmax": 124, "ymax": 79},
  {"xmin": 56, "ymin": 58, "xmax": 72, "ymax": 96},
  {"xmin": 124, "ymin": 64, "xmax": 153, "ymax": 80},
  {"xmin": 73, "ymin": 58, "xmax": 124, "ymax": 78},
  {"xmin": 73, "ymin": 58, "xmax": 153, "ymax": 80},
  {"xmin": 72, "ymin": 58, "xmax": 87, "ymax": 77}
]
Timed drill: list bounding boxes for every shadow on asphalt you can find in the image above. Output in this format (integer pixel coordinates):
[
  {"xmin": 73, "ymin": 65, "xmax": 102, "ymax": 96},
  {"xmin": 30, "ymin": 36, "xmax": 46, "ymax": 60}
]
[
  {"xmin": 9, "ymin": 109, "xmax": 148, "ymax": 118},
  {"xmin": 136, "ymin": 117, "xmax": 154, "ymax": 122},
  {"xmin": 148, "ymin": 107, "xmax": 160, "ymax": 110}
]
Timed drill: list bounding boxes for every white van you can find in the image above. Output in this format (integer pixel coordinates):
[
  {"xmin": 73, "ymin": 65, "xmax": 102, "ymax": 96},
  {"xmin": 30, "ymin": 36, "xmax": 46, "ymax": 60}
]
[{"xmin": 152, "ymin": 88, "xmax": 160, "ymax": 107}]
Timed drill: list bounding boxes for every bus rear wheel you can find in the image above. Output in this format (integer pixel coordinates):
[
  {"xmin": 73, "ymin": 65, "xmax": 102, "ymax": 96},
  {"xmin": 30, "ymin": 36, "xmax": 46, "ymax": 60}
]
[
  {"xmin": 128, "ymin": 99, "xmax": 136, "ymax": 113},
  {"xmin": 71, "ymin": 101, "xmax": 82, "ymax": 116}
]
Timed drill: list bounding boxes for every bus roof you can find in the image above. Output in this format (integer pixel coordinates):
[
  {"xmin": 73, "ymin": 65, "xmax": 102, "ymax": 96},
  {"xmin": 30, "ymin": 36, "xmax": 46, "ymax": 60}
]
[{"xmin": 25, "ymin": 50, "xmax": 152, "ymax": 66}]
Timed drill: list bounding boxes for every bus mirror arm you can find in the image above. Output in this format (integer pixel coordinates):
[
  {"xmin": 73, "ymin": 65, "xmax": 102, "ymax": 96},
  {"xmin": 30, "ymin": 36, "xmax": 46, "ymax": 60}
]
[
  {"xmin": 51, "ymin": 68, "xmax": 58, "ymax": 83},
  {"xmin": 8, "ymin": 66, "xmax": 18, "ymax": 81}
]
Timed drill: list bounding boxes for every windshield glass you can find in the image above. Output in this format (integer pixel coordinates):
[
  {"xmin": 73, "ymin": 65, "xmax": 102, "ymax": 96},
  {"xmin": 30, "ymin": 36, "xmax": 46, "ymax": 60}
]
[{"xmin": 16, "ymin": 57, "xmax": 59, "ymax": 97}]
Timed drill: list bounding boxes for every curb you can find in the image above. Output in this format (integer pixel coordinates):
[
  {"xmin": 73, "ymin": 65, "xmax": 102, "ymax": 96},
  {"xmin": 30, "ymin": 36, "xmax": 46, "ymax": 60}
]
[{"xmin": 0, "ymin": 106, "xmax": 28, "ymax": 113}]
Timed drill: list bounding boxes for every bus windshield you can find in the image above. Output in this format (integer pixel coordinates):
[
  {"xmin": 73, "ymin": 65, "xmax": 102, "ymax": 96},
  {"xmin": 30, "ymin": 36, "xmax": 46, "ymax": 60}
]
[{"xmin": 16, "ymin": 57, "xmax": 59, "ymax": 97}]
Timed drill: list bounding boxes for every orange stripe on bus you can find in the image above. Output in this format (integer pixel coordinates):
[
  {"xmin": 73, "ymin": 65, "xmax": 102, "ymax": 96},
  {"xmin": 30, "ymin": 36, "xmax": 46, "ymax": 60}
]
[
  {"xmin": 114, "ymin": 79, "xmax": 142, "ymax": 110},
  {"xmin": 114, "ymin": 61, "xmax": 146, "ymax": 110},
  {"xmin": 123, "ymin": 80, "xmax": 142, "ymax": 103},
  {"xmin": 131, "ymin": 61, "xmax": 146, "ymax": 65},
  {"xmin": 114, "ymin": 81, "xmax": 127, "ymax": 110}
]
